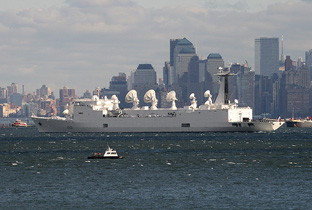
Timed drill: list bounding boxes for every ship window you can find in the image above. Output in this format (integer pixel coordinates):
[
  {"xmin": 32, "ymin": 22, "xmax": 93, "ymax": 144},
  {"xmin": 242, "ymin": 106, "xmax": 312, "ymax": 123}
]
[
  {"xmin": 168, "ymin": 112, "xmax": 176, "ymax": 117},
  {"xmin": 248, "ymin": 123, "xmax": 255, "ymax": 127},
  {"xmin": 103, "ymin": 124, "xmax": 108, "ymax": 128},
  {"xmin": 78, "ymin": 112, "xmax": 83, "ymax": 114},
  {"xmin": 181, "ymin": 123, "xmax": 190, "ymax": 127}
]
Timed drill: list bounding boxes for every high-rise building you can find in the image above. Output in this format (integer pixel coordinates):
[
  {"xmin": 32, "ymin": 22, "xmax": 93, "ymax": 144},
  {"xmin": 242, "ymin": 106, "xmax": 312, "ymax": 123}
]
[
  {"xmin": 133, "ymin": 64, "xmax": 157, "ymax": 85},
  {"xmin": 170, "ymin": 38, "xmax": 196, "ymax": 84},
  {"xmin": 255, "ymin": 37, "xmax": 279, "ymax": 76},
  {"xmin": 107, "ymin": 72, "xmax": 128, "ymax": 108},
  {"xmin": 21, "ymin": 102, "xmax": 38, "ymax": 117},
  {"xmin": 254, "ymin": 75, "xmax": 274, "ymax": 117},
  {"xmin": 59, "ymin": 86, "xmax": 68, "ymax": 100},
  {"xmin": 10, "ymin": 93, "xmax": 23, "ymax": 106},
  {"xmin": 175, "ymin": 47, "xmax": 197, "ymax": 79},
  {"xmin": 306, "ymin": 49, "xmax": 312, "ymax": 80},
  {"xmin": 59, "ymin": 86, "xmax": 76, "ymax": 116},
  {"xmin": 163, "ymin": 61, "xmax": 170, "ymax": 88},
  {"xmin": 7, "ymin": 83, "xmax": 18, "ymax": 96},
  {"xmin": 68, "ymin": 89, "xmax": 76, "ymax": 98},
  {"xmin": 236, "ymin": 64, "xmax": 255, "ymax": 109},
  {"xmin": 132, "ymin": 64, "xmax": 157, "ymax": 106},
  {"xmin": 36, "ymin": 85, "xmax": 52, "ymax": 98},
  {"xmin": 285, "ymin": 56, "xmax": 293, "ymax": 71},
  {"xmin": 0, "ymin": 87, "xmax": 8, "ymax": 99},
  {"xmin": 170, "ymin": 39, "xmax": 181, "ymax": 67},
  {"xmin": 306, "ymin": 49, "xmax": 312, "ymax": 67},
  {"xmin": 206, "ymin": 53, "xmax": 224, "ymax": 98}
]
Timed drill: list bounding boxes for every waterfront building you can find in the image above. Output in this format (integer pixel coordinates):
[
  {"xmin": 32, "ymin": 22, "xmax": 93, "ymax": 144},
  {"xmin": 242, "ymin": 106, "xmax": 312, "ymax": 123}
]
[
  {"xmin": 285, "ymin": 64, "xmax": 310, "ymax": 117},
  {"xmin": 0, "ymin": 103, "xmax": 19, "ymax": 117},
  {"xmin": 21, "ymin": 102, "xmax": 38, "ymax": 117}
]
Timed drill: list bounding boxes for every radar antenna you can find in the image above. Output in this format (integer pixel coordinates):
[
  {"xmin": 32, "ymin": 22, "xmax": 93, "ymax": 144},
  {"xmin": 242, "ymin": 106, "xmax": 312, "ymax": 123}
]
[
  {"xmin": 234, "ymin": 99, "xmax": 238, "ymax": 107},
  {"xmin": 166, "ymin": 91, "xmax": 177, "ymax": 110},
  {"xmin": 144, "ymin": 89, "xmax": 158, "ymax": 110},
  {"xmin": 189, "ymin": 93, "xmax": 197, "ymax": 110},
  {"xmin": 125, "ymin": 90, "xmax": 139, "ymax": 109},
  {"xmin": 111, "ymin": 95, "xmax": 120, "ymax": 110},
  {"xmin": 204, "ymin": 90, "xmax": 213, "ymax": 105}
]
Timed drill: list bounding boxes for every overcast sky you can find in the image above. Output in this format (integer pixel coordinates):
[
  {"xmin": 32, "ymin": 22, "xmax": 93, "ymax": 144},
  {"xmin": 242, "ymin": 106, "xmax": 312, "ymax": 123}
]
[{"xmin": 1, "ymin": 0, "xmax": 312, "ymax": 96}]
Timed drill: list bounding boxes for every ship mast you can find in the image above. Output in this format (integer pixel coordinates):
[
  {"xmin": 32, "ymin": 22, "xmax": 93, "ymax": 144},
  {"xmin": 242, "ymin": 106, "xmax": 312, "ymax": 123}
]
[{"xmin": 215, "ymin": 67, "xmax": 235, "ymax": 105}]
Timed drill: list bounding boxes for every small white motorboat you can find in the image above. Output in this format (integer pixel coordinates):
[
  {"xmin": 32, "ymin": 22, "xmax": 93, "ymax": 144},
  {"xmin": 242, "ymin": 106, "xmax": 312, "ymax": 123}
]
[{"xmin": 88, "ymin": 145, "xmax": 124, "ymax": 159}]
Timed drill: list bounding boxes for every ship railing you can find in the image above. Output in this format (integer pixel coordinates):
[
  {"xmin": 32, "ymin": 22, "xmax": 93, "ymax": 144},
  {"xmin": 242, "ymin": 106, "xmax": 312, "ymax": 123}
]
[{"xmin": 33, "ymin": 116, "xmax": 67, "ymax": 120}]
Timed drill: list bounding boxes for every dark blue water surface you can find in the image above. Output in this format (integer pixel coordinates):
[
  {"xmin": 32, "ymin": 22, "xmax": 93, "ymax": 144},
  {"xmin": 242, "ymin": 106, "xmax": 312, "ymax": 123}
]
[{"xmin": 1, "ymin": 126, "xmax": 312, "ymax": 209}]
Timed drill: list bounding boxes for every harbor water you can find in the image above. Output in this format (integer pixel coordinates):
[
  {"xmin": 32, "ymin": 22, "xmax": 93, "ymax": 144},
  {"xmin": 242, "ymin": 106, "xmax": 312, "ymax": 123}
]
[{"xmin": 1, "ymin": 127, "xmax": 312, "ymax": 209}]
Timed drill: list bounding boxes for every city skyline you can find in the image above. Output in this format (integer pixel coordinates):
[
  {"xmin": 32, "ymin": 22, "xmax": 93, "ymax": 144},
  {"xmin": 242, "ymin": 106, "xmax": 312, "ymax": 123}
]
[{"xmin": 0, "ymin": 0, "xmax": 312, "ymax": 95}]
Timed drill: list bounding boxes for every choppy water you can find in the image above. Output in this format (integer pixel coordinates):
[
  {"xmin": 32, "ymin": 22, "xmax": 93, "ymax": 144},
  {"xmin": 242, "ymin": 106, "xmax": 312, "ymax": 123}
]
[{"xmin": 1, "ymin": 127, "xmax": 312, "ymax": 209}]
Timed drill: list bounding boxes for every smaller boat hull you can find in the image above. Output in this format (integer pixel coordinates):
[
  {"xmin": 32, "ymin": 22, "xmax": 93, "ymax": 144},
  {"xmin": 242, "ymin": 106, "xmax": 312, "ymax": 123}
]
[
  {"xmin": 88, "ymin": 156, "xmax": 124, "ymax": 159},
  {"xmin": 10, "ymin": 119, "xmax": 28, "ymax": 127},
  {"xmin": 286, "ymin": 120, "xmax": 312, "ymax": 128}
]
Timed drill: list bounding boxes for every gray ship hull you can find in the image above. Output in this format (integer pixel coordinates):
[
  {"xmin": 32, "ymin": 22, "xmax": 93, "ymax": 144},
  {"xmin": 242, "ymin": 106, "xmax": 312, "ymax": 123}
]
[{"xmin": 32, "ymin": 111, "xmax": 283, "ymax": 133}]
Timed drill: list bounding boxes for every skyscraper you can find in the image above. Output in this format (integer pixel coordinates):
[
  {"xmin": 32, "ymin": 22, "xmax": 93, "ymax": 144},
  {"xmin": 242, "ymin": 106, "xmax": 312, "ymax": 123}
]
[
  {"xmin": 169, "ymin": 38, "xmax": 196, "ymax": 85},
  {"xmin": 206, "ymin": 53, "xmax": 224, "ymax": 98},
  {"xmin": 108, "ymin": 73, "xmax": 128, "ymax": 108},
  {"xmin": 175, "ymin": 47, "xmax": 197, "ymax": 79},
  {"xmin": 133, "ymin": 64, "xmax": 157, "ymax": 85},
  {"xmin": 255, "ymin": 37, "xmax": 279, "ymax": 77},
  {"xmin": 306, "ymin": 49, "xmax": 312, "ymax": 68},
  {"xmin": 163, "ymin": 61, "xmax": 170, "ymax": 88},
  {"xmin": 132, "ymin": 64, "xmax": 157, "ymax": 106},
  {"xmin": 236, "ymin": 64, "xmax": 255, "ymax": 109},
  {"xmin": 36, "ymin": 85, "xmax": 51, "ymax": 98}
]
